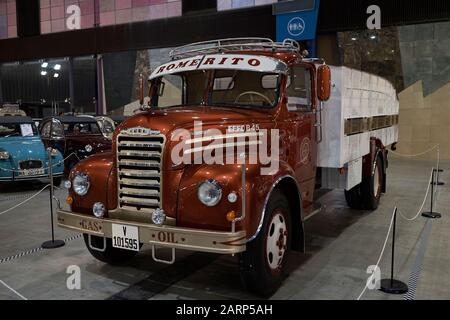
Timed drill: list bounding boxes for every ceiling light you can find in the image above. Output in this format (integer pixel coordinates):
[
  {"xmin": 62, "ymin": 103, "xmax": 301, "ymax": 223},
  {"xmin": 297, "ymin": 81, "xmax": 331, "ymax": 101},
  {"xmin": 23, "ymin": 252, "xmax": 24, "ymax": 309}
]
[
  {"xmin": 54, "ymin": 64, "xmax": 61, "ymax": 70},
  {"xmin": 53, "ymin": 73, "xmax": 59, "ymax": 78},
  {"xmin": 41, "ymin": 71, "xmax": 47, "ymax": 76},
  {"xmin": 370, "ymin": 35, "xmax": 377, "ymax": 40},
  {"xmin": 41, "ymin": 62, "xmax": 48, "ymax": 68}
]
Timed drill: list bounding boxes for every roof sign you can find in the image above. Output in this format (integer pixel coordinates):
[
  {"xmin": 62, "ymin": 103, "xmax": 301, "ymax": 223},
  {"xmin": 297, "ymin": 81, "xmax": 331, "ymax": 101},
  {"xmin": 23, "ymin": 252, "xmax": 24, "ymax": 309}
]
[{"xmin": 149, "ymin": 54, "xmax": 288, "ymax": 80}]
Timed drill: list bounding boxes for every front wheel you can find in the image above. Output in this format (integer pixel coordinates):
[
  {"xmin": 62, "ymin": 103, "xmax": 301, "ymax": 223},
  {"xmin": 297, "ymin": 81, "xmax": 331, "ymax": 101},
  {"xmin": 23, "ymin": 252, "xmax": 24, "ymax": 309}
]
[
  {"xmin": 83, "ymin": 234, "xmax": 138, "ymax": 265},
  {"xmin": 239, "ymin": 190, "xmax": 291, "ymax": 297}
]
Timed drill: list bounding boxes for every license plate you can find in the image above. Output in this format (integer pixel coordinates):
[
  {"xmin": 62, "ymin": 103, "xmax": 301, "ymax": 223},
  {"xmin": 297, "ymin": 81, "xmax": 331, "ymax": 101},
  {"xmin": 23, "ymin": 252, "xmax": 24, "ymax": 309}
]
[
  {"xmin": 18, "ymin": 168, "xmax": 45, "ymax": 177},
  {"xmin": 112, "ymin": 224, "xmax": 139, "ymax": 251}
]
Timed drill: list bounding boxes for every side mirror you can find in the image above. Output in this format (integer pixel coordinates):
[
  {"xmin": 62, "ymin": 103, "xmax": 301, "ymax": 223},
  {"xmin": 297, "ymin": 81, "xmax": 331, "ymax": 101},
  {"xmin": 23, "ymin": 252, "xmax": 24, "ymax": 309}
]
[
  {"xmin": 138, "ymin": 73, "xmax": 144, "ymax": 106},
  {"xmin": 317, "ymin": 65, "xmax": 331, "ymax": 102}
]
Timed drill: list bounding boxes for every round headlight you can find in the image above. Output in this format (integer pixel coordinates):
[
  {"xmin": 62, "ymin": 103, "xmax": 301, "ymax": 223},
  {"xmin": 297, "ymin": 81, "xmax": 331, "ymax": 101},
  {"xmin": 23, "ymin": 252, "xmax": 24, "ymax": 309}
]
[
  {"xmin": 198, "ymin": 180, "xmax": 222, "ymax": 207},
  {"xmin": 92, "ymin": 202, "xmax": 105, "ymax": 218},
  {"xmin": 0, "ymin": 151, "xmax": 9, "ymax": 160},
  {"xmin": 73, "ymin": 174, "xmax": 90, "ymax": 196},
  {"xmin": 63, "ymin": 180, "xmax": 72, "ymax": 189},
  {"xmin": 85, "ymin": 144, "xmax": 93, "ymax": 153}
]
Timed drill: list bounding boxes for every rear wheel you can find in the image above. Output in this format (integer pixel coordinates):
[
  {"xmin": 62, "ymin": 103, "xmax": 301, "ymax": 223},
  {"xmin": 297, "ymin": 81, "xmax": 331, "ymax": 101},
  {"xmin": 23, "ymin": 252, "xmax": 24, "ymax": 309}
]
[
  {"xmin": 239, "ymin": 190, "xmax": 291, "ymax": 297},
  {"xmin": 344, "ymin": 184, "xmax": 363, "ymax": 209},
  {"xmin": 345, "ymin": 154, "xmax": 384, "ymax": 210},
  {"xmin": 361, "ymin": 155, "xmax": 383, "ymax": 210},
  {"xmin": 83, "ymin": 234, "xmax": 138, "ymax": 265}
]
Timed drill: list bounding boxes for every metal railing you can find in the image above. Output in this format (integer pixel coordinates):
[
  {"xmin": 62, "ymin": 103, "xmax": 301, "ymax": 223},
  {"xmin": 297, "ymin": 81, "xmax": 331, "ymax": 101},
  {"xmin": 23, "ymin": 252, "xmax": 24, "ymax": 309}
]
[{"xmin": 169, "ymin": 38, "xmax": 301, "ymax": 60}]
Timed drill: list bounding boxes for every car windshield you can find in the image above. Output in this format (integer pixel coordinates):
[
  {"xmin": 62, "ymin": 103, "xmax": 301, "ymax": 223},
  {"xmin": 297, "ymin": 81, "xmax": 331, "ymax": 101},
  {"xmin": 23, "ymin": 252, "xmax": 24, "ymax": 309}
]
[
  {"xmin": 64, "ymin": 122, "xmax": 101, "ymax": 135},
  {"xmin": 150, "ymin": 69, "xmax": 281, "ymax": 109},
  {"xmin": 0, "ymin": 123, "xmax": 38, "ymax": 138}
]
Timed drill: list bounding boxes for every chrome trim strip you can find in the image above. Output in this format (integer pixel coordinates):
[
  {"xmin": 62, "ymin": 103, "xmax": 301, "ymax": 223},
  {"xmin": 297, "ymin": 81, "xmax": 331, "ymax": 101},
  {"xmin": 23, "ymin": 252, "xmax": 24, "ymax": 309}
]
[{"xmin": 247, "ymin": 174, "xmax": 303, "ymax": 242}]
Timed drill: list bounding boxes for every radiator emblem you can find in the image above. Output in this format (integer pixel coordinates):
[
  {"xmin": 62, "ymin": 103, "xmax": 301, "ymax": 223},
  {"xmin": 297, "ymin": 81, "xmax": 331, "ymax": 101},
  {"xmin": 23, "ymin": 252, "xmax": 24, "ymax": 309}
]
[{"xmin": 124, "ymin": 127, "xmax": 160, "ymax": 136}]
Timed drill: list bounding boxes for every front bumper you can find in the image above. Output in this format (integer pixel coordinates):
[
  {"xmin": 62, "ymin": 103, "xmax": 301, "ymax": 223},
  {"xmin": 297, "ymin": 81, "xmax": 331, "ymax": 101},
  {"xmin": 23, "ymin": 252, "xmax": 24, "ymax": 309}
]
[{"xmin": 57, "ymin": 210, "xmax": 247, "ymax": 254}]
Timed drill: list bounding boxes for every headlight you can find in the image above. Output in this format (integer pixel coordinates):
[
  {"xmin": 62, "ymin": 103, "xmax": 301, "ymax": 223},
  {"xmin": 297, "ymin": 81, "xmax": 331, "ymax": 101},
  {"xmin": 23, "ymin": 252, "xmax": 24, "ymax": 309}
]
[
  {"xmin": 198, "ymin": 179, "xmax": 222, "ymax": 207},
  {"xmin": 73, "ymin": 173, "xmax": 90, "ymax": 196},
  {"xmin": 51, "ymin": 149, "xmax": 59, "ymax": 157},
  {"xmin": 85, "ymin": 144, "xmax": 93, "ymax": 153},
  {"xmin": 0, "ymin": 151, "xmax": 9, "ymax": 160}
]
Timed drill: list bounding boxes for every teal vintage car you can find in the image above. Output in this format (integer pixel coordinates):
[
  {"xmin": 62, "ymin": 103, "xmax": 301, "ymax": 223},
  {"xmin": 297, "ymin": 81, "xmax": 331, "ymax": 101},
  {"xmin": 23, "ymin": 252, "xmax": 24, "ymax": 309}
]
[{"xmin": 0, "ymin": 116, "xmax": 64, "ymax": 185}]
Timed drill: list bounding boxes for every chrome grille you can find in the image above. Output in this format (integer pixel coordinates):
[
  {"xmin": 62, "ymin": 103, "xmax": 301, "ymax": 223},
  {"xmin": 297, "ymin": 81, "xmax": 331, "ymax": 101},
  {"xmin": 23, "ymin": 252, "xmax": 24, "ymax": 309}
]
[
  {"xmin": 19, "ymin": 160, "xmax": 43, "ymax": 170},
  {"xmin": 117, "ymin": 132, "xmax": 165, "ymax": 213}
]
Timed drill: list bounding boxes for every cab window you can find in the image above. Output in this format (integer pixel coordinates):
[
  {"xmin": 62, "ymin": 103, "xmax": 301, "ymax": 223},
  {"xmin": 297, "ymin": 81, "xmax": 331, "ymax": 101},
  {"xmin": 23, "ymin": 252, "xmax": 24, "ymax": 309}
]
[{"xmin": 286, "ymin": 66, "xmax": 312, "ymax": 111}]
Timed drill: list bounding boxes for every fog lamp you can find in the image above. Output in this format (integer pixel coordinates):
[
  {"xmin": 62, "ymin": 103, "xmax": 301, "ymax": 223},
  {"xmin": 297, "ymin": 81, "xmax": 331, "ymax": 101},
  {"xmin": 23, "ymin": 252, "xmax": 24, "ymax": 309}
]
[
  {"xmin": 92, "ymin": 202, "xmax": 105, "ymax": 218},
  {"xmin": 227, "ymin": 192, "xmax": 238, "ymax": 203},
  {"xmin": 152, "ymin": 208, "xmax": 166, "ymax": 226},
  {"xmin": 85, "ymin": 144, "xmax": 93, "ymax": 153}
]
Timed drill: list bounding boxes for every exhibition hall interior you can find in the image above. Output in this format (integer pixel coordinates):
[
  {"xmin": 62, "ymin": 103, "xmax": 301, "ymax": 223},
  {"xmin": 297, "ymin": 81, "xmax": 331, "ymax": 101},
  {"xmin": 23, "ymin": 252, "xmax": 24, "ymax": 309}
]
[{"xmin": 0, "ymin": 0, "xmax": 450, "ymax": 302}]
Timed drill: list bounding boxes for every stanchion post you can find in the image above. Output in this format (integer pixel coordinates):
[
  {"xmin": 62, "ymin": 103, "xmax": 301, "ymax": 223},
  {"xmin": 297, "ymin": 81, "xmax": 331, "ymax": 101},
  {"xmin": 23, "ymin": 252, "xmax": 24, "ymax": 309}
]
[
  {"xmin": 41, "ymin": 148, "xmax": 65, "ymax": 249},
  {"xmin": 422, "ymin": 169, "xmax": 442, "ymax": 219},
  {"xmin": 379, "ymin": 207, "xmax": 409, "ymax": 294}
]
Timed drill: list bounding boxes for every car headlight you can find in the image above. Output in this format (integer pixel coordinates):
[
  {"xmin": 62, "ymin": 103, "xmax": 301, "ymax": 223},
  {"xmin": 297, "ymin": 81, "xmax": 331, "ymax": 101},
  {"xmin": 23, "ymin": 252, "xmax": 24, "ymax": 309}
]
[
  {"xmin": 198, "ymin": 179, "xmax": 222, "ymax": 207},
  {"xmin": 0, "ymin": 151, "xmax": 9, "ymax": 160},
  {"xmin": 51, "ymin": 148, "xmax": 59, "ymax": 157},
  {"xmin": 85, "ymin": 144, "xmax": 93, "ymax": 153},
  {"xmin": 73, "ymin": 173, "xmax": 90, "ymax": 196}
]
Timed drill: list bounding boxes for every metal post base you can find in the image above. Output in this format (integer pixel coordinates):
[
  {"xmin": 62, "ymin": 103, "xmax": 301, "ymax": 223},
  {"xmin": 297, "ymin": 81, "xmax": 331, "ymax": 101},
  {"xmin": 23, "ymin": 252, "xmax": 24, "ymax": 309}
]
[
  {"xmin": 379, "ymin": 279, "xmax": 408, "ymax": 295},
  {"xmin": 41, "ymin": 240, "xmax": 65, "ymax": 249},
  {"xmin": 421, "ymin": 211, "xmax": 442, "ymax": 219}
]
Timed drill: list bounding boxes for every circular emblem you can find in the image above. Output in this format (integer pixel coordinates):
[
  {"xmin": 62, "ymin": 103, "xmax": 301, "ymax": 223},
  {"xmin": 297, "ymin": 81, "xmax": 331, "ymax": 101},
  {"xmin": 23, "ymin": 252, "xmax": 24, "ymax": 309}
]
[
  {"xmin": 300, "ymin": 138, "xmax": 311, "ymax": 164},
  {"xmin": 287, "ymin": 17, "xmax": 306, "ymax": 37}
]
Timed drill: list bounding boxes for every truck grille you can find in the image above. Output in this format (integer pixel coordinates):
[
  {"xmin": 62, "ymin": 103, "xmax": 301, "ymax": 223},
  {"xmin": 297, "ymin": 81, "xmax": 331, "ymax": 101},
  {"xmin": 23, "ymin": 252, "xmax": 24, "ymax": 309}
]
[
  {"xmin": 19, "ymin": 160, "xmax": 43, "ymax": 170},
  {"xmin": 117, "ymin": 131, "xmax": 165, "ymax": 214}
]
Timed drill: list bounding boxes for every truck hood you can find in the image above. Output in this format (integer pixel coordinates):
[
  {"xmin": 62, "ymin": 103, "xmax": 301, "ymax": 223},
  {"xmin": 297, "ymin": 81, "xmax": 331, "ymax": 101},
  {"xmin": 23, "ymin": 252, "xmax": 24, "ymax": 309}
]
[{"xmin": 115, "ymin": 105, "xmax": 277, "ymax": 137}]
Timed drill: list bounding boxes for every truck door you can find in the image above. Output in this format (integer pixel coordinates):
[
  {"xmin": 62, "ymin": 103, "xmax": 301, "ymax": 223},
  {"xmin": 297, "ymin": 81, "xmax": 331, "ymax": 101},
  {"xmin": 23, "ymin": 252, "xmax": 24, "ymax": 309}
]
[{"xmin": 285, "ymin": 65, "xmax": 317, "ymax": 211}]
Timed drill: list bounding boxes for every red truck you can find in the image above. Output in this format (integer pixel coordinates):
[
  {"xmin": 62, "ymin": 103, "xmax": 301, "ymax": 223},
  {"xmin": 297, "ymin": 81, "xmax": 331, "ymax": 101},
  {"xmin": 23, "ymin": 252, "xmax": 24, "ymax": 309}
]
[{"xmin": 57, "ymin": 38, "xmax": 399, "ymax": 295}]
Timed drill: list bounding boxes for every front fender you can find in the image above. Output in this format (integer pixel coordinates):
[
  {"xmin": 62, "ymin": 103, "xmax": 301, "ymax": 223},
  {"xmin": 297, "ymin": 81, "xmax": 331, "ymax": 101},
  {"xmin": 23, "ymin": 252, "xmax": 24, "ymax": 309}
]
[
  {"xmin": 176, "ymin": 160, "xmax": 299, "ymax": 238},
  {"xmin": 69, "ymin": 152, "xmax": 114, "ymax": 215}
]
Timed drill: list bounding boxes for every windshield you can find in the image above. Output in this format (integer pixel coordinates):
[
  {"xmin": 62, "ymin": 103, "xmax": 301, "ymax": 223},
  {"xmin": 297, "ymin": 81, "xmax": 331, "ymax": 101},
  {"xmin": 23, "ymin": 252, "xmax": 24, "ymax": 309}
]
[
  {"xmin": 64, "ymin": 122, "xmax": 101, "ymax": 135},
  {"xmin": 0, "ymin": 123, "xmax": 38, "ymax": 138},
  {"xmin": 150, "ymin": 69, "xmax": 281, "ymax": 109}
]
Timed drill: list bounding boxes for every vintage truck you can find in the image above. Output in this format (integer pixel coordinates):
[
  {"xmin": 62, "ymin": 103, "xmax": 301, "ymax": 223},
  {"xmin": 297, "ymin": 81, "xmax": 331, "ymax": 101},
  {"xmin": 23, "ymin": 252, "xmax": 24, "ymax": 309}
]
[{"xmin": 57, "ymin": 38, "xmax": 399, "ymax": 295}]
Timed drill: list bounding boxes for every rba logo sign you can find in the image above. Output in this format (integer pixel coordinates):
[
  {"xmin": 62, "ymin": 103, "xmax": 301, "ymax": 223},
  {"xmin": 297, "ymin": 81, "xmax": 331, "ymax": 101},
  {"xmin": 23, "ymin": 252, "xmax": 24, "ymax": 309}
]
[
  {"xmin": 66, "ymin": 5, "xmax": 81, "ymax": 30},
  {"xmin": 170, "ymin": 121, "xmax": 280, "ymax": 176}
]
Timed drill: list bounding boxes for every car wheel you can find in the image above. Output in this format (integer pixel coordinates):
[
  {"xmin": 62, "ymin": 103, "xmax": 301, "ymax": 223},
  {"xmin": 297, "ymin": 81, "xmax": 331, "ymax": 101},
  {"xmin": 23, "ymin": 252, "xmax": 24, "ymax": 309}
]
[{"xmin": 239, "ymin": 189, "xmax": 291, "ymax": 297}]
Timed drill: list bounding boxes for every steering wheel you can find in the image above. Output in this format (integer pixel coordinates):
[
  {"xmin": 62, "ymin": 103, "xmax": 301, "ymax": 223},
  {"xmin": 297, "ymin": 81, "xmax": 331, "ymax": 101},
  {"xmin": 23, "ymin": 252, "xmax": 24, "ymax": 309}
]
[{"xmin": 234, "ymin": 91, "xmax": 272, "ymax": 105}]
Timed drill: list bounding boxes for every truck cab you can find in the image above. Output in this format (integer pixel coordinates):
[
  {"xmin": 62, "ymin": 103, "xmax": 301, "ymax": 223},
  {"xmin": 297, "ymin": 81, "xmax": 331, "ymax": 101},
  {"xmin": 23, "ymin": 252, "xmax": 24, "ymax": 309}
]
[{"xmin": 57, "ymin": 38, "xmax": 397, "ymax": 296}]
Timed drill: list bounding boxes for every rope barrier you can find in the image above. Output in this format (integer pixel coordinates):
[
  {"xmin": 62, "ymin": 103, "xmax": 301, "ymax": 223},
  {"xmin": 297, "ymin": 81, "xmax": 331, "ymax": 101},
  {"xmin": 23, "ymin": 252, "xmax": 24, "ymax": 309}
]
[
  {"xmin": 390, "ymin": 144, "xmax": 439, "ymax": 158},
  {"xmin": 0, "ymin": 280, "xmax": 27, "ymax": 300},
  {"xmin": 0, "ymin": 184, "xmax": 50, "ymax": 216},
  {"xmin": 357, "ymin": 208, "xmax": 396, "ymax": 300},
  {"xmin": 357, "ymin": 143, "xmax": 444, "ymax": 299},
  {"xmin": 398, "ymin": 169, "xmax": 434, "ymax": 222}
]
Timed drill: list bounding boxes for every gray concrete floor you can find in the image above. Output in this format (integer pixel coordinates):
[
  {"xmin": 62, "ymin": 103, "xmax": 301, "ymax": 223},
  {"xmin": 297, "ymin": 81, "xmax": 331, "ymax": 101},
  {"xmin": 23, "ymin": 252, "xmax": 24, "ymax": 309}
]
[{"xmin": 0, "ymin": 157, "xmax": 448, "ymax": 300}]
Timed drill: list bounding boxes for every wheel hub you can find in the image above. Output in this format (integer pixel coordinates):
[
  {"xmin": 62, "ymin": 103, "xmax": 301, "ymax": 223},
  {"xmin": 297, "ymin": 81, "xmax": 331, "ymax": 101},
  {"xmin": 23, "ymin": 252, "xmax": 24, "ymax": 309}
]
[{"xmin": 266, "ymin": 211, "xmax": 288, "ymax": 270}]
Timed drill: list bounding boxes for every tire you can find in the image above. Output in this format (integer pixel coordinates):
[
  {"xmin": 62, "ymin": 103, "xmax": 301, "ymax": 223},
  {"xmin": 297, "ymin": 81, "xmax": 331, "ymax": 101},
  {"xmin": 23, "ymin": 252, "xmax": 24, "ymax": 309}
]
[
  {"xmin": 239, "ymin": 189, "xmax": 291, "ymax": 297},
  {"xmin": 361, "ymin": 155, "xmax": 383, "ymax": 210},
  {"xmin": 53, "ymin": 177, "xmax": 62, "ymax": 187},
  {"xmin": 344, "ymin": 184, "xmax": 363, "ymax": 209},
  {"xmin": 83, "ymin": 234, "xmax": 138, "ymax": 265}
]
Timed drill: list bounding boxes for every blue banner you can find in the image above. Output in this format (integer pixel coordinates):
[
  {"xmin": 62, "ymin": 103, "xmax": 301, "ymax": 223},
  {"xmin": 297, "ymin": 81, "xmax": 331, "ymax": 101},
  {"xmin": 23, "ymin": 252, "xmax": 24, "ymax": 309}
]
[{"xmin": 275, "ymin": 0, "xmax": 320, "ymax": 42}]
